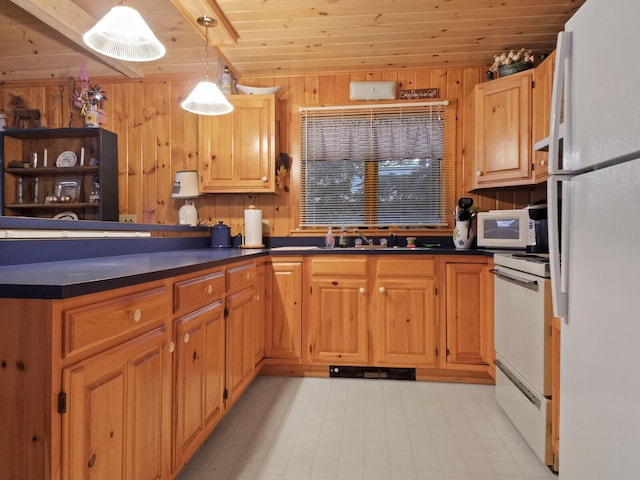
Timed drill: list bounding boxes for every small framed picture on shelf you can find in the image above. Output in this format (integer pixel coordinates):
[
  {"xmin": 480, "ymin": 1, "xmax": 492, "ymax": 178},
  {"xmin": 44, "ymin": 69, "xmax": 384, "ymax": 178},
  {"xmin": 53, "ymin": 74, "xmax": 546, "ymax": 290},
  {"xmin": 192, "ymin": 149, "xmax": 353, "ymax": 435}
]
[{"xmin": 54, "ymin": 179, "xmax": 80, "ymax": 203}]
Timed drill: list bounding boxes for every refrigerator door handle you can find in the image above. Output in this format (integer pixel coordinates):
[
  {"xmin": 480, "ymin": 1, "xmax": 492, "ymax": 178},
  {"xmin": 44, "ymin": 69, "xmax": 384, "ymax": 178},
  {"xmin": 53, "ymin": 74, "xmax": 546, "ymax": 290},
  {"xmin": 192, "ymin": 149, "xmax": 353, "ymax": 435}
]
[
  {"xmin": 548, "ymin": 175, "xmax": 571, "ymax": 320},
  {"xmin": 549, "ymin": 31, "xmax": 573, "ymax": 175}
]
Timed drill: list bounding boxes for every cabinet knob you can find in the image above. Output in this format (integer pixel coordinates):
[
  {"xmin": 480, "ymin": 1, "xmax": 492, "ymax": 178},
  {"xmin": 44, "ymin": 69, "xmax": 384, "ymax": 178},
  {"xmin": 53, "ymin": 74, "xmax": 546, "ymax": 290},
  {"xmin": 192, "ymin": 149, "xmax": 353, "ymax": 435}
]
[
  {"xmin": 129, "ymin": 308, "xmax": 142, "ymax": 322},
  {"xmin": 168, "ymin": 342, "xmax": 175, "ymax": 353},
  {"xmin": 206, "ymin": 284, "xmax": 213, "ymax": 294},
  {"xmin": 183, "ymin": 332, "xmax": 190, "ymax": 343},
  {"xmin": 255, "ymin": 294, "xmax": 260, "ymax": 301},
  {"xmin": 476, "ymin": 170, "xmax": 482, "ymax": 177},
  {"xmin": 359, "ymin": 287, "xmax": 366, "ymax": 295},
  {"xmin": 261, "ymin": 176, "xmax": 268, "ymax": 182},
  {"xmin": 540, "ymin": 160, "xmax": 546, "ymax": 166},
  {"xmin": 379, "ymin": 286, "xmax": 386, "ymax": 294}
]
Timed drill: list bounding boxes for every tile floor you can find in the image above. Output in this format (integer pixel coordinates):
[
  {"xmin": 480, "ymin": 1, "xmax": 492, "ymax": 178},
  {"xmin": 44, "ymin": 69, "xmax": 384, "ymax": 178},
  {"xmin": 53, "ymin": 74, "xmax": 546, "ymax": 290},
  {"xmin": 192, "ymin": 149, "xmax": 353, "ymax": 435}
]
[{"xmin": 176, "ymin": 376, "xmax": 557, "ymax": 480}]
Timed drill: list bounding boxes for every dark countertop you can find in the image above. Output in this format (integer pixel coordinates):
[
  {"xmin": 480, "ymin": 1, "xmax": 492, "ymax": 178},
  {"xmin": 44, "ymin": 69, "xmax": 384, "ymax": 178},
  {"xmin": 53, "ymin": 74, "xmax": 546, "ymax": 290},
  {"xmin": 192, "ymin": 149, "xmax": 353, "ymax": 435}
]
[
  {"xmin": 0, "ymin": 248, "xmax": 266, "ymax": 299},
  {"xmin": 0, "ymin": 244, "xmax": 500, "ymax": 300}
]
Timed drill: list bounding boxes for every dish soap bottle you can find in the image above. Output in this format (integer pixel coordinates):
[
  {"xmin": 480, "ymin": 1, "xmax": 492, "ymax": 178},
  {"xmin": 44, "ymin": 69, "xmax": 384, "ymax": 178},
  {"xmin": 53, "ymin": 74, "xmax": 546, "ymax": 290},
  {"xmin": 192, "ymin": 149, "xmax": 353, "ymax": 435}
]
[
  {"xmin": 220, "ymin": 65, "xmax": 234, "ymax": 96},
  {"xmin": 325, "ymin": 226, "xmax": 335, "ymax": 248}
]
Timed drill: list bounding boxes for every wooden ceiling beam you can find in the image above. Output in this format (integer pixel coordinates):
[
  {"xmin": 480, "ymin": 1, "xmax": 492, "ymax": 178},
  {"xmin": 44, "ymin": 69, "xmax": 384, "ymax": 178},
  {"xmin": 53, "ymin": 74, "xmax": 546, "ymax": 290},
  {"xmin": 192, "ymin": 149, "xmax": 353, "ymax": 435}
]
[
  {"xmin": 8, "ymin": 0, "xmax": 144, "ymax": 78},
  {"xmin": 169, "ymin": 0, "xmax": 239, "ymax": 45}
]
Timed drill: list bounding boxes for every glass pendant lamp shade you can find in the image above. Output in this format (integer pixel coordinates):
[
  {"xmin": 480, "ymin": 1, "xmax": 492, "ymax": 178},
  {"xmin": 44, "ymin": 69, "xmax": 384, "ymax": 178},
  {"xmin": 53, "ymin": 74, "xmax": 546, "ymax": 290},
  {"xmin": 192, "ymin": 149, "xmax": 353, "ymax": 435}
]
[
  {"xmin": 83, "ymin": 5, "xmax": 166, "ymax": 62},
  {"xmin": 181, "ymin": 81, "xmax": 233, "ymax": 115},
  {"xmin": 181, "ymin": 16, "xmax": 233, "ymax": 116}
]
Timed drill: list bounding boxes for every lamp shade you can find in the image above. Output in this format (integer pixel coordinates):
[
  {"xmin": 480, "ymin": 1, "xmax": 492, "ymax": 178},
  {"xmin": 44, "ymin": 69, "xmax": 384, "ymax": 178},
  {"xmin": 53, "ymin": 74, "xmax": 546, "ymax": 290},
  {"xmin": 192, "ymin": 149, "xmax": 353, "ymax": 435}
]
[
  {"xmin": 83, "ymin": 5, "xmax": 166, "ymax": 62},
  {"xmin": 172, "ymin": 170, "xmax": 199, "ymax": 198},
  {"xmin": 181, "ymin": 81, "xmax": 234, "ymax": 116}
]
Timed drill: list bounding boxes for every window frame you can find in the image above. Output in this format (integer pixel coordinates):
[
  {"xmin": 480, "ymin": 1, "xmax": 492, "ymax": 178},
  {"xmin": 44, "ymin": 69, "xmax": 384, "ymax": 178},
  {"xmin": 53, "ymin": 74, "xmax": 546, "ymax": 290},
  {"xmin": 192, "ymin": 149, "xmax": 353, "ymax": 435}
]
[{"xmin": 296, "ymin": 101, "xmax": 456, "ymax": 231}]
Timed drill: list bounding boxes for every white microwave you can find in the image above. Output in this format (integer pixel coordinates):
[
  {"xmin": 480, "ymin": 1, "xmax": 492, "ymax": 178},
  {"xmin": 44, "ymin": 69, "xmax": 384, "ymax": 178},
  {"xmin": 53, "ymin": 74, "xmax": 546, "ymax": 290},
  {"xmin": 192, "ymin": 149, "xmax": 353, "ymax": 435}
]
[{"xmin": 476, "ymin": 209, "xmax": 529, "ymax": 249}]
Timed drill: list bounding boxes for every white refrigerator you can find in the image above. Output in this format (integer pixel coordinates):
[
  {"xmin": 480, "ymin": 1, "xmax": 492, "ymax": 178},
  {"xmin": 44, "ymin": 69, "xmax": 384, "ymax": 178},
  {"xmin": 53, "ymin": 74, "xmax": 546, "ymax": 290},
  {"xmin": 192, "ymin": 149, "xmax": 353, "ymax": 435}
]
[{"xmin": 545, "ymin": 0, "xmax": 640, "ymax": 478}]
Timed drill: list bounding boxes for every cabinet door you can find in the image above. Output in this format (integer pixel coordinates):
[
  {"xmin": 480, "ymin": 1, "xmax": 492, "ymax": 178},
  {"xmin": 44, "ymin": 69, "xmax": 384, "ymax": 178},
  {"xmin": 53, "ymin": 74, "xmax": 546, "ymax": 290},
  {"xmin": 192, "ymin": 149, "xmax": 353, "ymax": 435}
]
[
  {"xmin": 62, "ymin": 326, "xmax": 171, "ymax": 480},
  {"xmin": 199, "ymin": 95, "xmax": 275, "ymax": 193},
  {"xmin": 532, "ymin": 51, "xmax": 556, "ymax": 183},
  {"xmin": 445, "ymin": 263, "xmax": 493, "ymax": 366},
  {"xmin": 225, "ymin": 287, "xmax": 256, "ymax": 407},
  {"xmin": 265, "ymin": 261, "xmax": 302, "ymax": 360},
  {"xmin": 307, "ymin": 277, "xmax": 368, "ymax": 364},
  {"xmin": 374, "ymin": 277, "xmax": 437, "ymax": 366},
  {"xmin": 254, "ymin": 262, "xmax": 266, "ymax": 364},
  {"xmin": 474, "ymin": 71, "xmax": 533, "ymax": 187},
  {"xmin": 173, "ymin": 301, "xmax": 225, "ymax": 469}
]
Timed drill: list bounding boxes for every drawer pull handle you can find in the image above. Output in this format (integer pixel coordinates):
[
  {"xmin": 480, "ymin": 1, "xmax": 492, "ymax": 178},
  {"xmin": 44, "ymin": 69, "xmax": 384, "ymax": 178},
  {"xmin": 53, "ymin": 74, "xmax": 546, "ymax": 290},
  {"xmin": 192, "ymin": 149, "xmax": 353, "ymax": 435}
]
[
  {"xmin": 379, "ymin": 287, "xmax": 386, "ymax": 294},
  {"xmin": 183, "ymin": 333, "xmax": 190, "ymax": 343},
  {"xmin": 206, "ymin": 284, "xmax": 213, "ymax": 294},
  {"xmin": 168, "ymin": 342, "xmax": 175, "ymax": 353},
  {"xmin": 359, "ymin": 287, "xmax": 366, "ymax": 295},
  {"xmin": 130, "ymin": 309, "xmax": 142, "ymax": 322}
]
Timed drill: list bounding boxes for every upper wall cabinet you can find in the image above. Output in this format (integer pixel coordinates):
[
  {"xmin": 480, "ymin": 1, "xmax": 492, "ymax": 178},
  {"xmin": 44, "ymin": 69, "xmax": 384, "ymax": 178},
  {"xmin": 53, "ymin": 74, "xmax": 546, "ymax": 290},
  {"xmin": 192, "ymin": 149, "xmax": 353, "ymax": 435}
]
[
  {"xmin": 198, "ymin": 94, "xmax": 276, "ymax": 193},
  {"xmin": 532, "ymin": 51, "xmax": 556, "ymax": 184},
  {"xmin": 471, "ymin": 69, "xmax": 534, "ymax": 188},
  {"xmin": 1, "ymin": 128, "xmax": 118, "ymax": 221}
]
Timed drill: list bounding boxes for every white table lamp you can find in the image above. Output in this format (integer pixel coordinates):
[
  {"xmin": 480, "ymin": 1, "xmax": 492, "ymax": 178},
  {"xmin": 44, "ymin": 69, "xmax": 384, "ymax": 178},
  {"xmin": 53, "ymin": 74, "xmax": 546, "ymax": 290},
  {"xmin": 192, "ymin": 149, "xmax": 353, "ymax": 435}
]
[{"xmin": 172, "ymin": 170, "xmax": 200, "ymax": 226}]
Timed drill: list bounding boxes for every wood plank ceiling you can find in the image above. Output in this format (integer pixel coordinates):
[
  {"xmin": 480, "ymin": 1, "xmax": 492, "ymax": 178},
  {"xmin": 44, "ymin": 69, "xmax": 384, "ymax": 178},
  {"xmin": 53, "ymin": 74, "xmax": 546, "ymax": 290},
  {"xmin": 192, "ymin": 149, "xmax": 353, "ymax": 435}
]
[{"xmin": 0, "ymin": 0, "xmax": 585, "ymax": 82}]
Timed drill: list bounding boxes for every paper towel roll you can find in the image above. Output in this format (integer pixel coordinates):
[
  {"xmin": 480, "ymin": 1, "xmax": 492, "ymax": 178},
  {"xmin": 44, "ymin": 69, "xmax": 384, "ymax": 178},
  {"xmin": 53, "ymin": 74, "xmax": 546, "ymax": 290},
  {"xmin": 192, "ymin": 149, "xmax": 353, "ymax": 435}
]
[{"xmin": 243, "ymin": 207, "xmax": 263, "ymax": 247}]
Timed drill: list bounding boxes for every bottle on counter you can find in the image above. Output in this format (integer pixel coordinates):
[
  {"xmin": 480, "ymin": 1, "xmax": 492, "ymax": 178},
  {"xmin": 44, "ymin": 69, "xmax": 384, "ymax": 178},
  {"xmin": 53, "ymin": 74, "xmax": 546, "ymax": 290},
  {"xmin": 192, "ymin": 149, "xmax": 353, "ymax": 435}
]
[
  {"xmin": 338, "ymin": 227, "xmax": 348, "ymax": 248},
  {"xmin": 325, "ymin": 226, "xmax": 335, "ymax": 248}
]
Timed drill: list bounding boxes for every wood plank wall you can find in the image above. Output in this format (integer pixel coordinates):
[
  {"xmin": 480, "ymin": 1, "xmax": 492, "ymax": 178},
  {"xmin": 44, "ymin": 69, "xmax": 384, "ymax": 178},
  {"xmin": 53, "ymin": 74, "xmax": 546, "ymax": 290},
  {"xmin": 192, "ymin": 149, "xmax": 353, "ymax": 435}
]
[{"xmin": 0, "ymin": 68, "xmax": 544, "ymax": 238}]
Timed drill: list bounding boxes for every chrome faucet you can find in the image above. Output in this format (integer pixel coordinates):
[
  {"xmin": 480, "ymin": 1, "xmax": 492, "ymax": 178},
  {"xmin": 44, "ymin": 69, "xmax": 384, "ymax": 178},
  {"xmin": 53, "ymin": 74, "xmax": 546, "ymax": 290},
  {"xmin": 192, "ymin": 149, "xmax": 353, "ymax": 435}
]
[{"xmin": 353, "ymin": 228, "xmax": 373, "ymax": 245}]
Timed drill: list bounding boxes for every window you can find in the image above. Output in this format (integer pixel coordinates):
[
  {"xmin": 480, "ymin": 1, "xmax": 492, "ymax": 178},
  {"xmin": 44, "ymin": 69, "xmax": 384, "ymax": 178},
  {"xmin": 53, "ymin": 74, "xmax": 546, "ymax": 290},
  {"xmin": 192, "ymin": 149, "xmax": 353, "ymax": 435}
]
[{"xmin": 299, "ymin": 102, "xmax": 455, "ymax": 228}]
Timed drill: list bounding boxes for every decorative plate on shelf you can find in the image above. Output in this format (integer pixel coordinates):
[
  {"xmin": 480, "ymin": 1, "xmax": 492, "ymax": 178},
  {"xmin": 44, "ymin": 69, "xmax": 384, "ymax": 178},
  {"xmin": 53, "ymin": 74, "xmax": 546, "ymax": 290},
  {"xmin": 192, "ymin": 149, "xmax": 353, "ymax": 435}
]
[
  {"xmin": 56, "ymin": 151, "xmax": 77, "ymax": 167},
  {"xmin": 53, "ymin": 211, "xmax": 78, "ymax": 220}
]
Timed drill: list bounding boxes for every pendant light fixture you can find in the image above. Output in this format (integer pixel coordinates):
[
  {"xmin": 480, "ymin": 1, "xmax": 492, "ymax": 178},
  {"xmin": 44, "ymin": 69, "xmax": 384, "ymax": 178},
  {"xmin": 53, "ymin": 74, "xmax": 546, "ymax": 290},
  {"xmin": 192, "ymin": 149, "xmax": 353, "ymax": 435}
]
[
  {"xmin": 83, "ymin": 3, "xmax": 166, "ymax": 62},
  {"xmin": 181, "ymin": 16, "xmax": 233, "ymax": 116}
]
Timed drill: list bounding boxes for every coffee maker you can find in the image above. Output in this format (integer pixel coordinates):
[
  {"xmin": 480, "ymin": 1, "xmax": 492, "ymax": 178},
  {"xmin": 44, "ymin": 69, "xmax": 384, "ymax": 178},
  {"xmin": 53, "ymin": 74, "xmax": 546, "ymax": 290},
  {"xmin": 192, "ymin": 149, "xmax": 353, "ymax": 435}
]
[{"xmin": 525, "ymin": 202, "xmax": 548, "ymax": 253}]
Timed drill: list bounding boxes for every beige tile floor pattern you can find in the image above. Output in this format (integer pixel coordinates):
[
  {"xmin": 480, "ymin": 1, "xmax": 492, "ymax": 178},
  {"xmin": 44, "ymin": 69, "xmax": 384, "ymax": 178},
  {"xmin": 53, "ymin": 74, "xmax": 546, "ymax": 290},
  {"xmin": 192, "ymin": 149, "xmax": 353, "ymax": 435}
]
[{"xmin": 176, "ymin": 376, "xmax": 557, "ymax": 480}]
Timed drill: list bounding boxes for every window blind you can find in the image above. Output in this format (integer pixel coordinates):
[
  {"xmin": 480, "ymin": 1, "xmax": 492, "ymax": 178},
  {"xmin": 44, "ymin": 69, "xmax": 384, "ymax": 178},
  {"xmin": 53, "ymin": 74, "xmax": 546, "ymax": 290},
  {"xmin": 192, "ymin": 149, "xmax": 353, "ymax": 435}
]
[{"xmin": 299, "ymin": 101, "xmax": 455, "ymax": 228}]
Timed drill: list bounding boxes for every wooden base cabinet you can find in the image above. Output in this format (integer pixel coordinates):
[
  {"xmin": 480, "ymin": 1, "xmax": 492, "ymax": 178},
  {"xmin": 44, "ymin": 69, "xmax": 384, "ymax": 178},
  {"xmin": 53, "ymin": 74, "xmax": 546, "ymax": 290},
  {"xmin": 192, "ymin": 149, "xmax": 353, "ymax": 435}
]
[
  {"xmin": 265, "ymin": 258, "xmax": 303, "ymax": 362},
  {"xmin": 0, "ymin": 280, "xmax": 173, "ymax": 480},
  {"xmin": 62, "ymin": 325, "xmax": 171, "ymax": 480},
  {"xmin": 173, "ymin": 301, "xmax": 225, "ymax": 471},
  {"xmin": 373, "ymin": 258, "xmax": 437, "ymax": 366},
  {"xmin": 305, "ymin": 257, "xmax": 369, "ymax": 365},
  {"xmin": 442, "ymin": 258, "xmax": 494, "ymax": 371},
  {"xmin": 225, "ymin": 262, "xmax": 257, "ymax": 408},
  {"xmin": 172, "ymin": 269, "xmax": 226, "ymax": 471}
]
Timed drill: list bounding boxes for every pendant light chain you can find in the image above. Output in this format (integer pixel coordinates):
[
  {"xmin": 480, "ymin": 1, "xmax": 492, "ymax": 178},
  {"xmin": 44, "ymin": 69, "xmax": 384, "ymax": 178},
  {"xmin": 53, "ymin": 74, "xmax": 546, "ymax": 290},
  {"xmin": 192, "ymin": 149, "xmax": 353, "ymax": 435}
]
[{"xmin": 197, "ymin": 16, "xmax": 217, "ymax": 81}]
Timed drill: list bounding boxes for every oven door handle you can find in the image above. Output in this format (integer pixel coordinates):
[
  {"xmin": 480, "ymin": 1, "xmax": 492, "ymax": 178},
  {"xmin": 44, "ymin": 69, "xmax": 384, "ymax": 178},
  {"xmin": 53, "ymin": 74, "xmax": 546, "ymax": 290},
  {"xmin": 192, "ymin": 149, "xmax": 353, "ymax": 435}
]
[{"xmin": 490, "ymin": 268, "xmax": 538, "ymax": 290}]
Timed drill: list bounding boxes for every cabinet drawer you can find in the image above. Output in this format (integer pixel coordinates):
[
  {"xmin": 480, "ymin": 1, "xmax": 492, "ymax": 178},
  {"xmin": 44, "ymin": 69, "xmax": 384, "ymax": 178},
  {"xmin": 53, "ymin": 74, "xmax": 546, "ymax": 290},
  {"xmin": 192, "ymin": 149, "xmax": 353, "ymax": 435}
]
[
  {"xmin": 377, "ymin": 257, "xmax": 435, "ymax": 277},
  {"xmin": 174, "ymin": 270, "xmax": 225, "ymax": 316},
  {"xmin": 227, "ymin": 262, "xmax": 256, "ymax": 293},
  {"xmin": 310, "ymin": 257, "xmax": 368, "ymax": 276},
  {"xmin": 63, "ymin": 286, "xmax": 170, "ymax": 358}
]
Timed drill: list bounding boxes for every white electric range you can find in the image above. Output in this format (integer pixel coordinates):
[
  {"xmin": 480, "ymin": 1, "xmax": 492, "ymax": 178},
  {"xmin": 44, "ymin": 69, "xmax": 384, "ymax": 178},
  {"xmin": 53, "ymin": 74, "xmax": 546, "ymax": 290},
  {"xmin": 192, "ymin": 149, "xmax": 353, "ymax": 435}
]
[{"xmin": 492, "ymin": 252, "xmax": 553, "ymax": 467}]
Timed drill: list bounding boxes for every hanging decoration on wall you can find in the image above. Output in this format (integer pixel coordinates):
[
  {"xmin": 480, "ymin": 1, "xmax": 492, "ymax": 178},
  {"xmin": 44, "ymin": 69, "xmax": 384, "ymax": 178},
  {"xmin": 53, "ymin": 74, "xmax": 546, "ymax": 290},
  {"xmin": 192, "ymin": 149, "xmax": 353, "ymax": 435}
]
[
  {"xmin": 399, "ymin": 88, "xmax": 440, "ymax": 100},
  {"xmin": 276, "ymin": 152, "xmax": 290, "ymax": 192}
]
